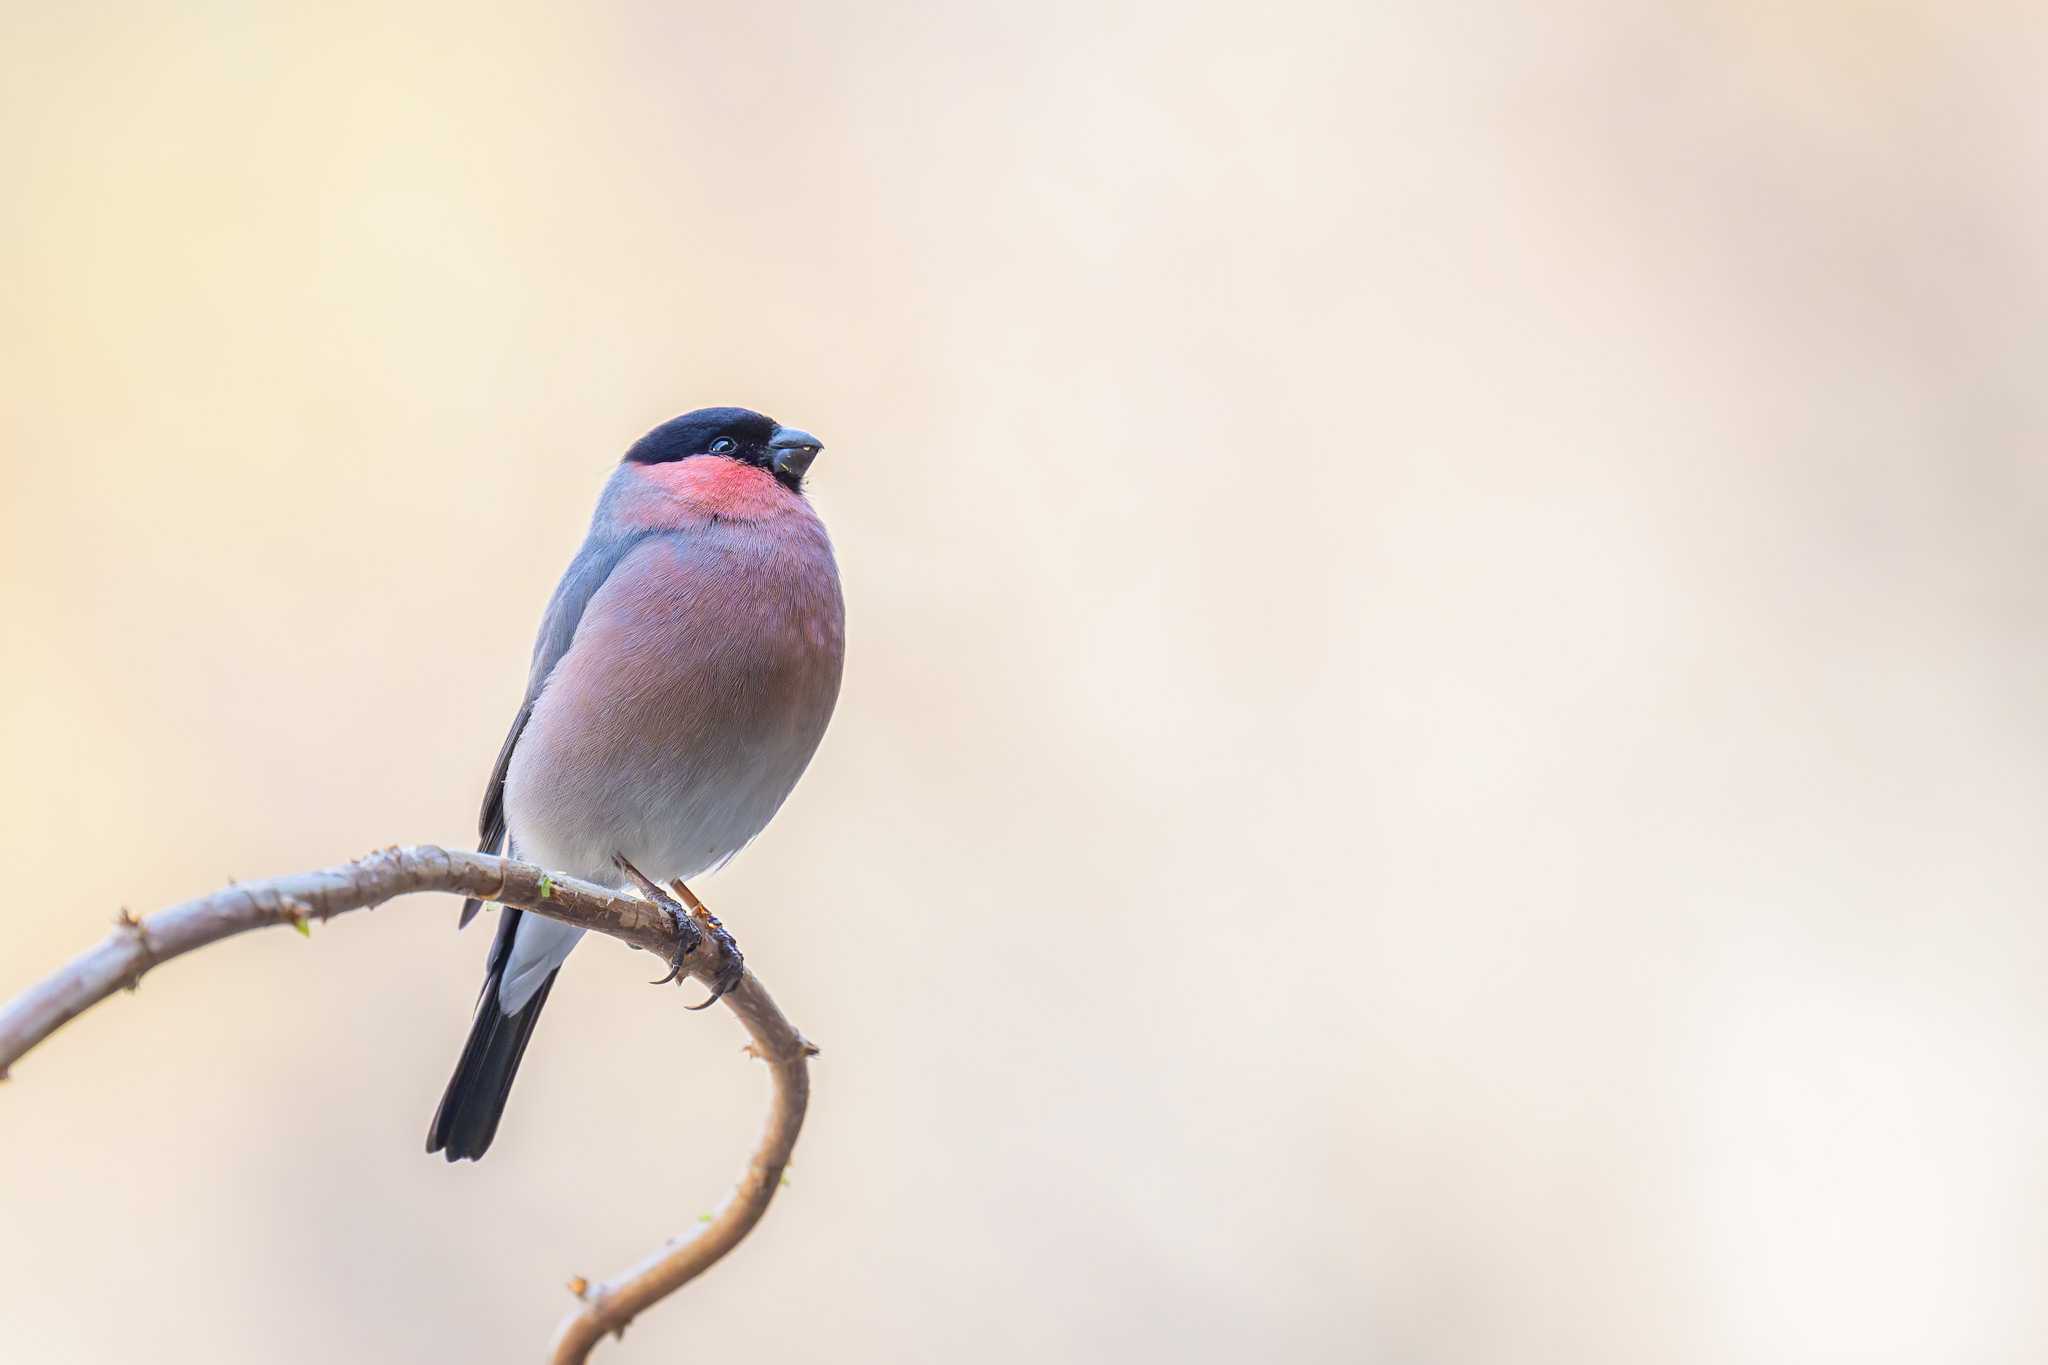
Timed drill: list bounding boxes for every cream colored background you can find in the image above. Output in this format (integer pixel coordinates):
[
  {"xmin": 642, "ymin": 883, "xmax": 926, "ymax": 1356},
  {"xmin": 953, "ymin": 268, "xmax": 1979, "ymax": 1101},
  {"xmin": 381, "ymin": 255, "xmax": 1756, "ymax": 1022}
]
[{"xmin": 3, "ymin": 3, "xmax": 2045, "ymax": 1362}]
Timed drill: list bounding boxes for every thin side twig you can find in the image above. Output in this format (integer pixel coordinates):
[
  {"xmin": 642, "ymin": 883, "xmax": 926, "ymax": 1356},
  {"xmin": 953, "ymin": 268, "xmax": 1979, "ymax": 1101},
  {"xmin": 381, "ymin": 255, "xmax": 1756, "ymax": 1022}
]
[{"xmin": 0, "ymin": 844, "xmax": 815, "ymax": 1364}]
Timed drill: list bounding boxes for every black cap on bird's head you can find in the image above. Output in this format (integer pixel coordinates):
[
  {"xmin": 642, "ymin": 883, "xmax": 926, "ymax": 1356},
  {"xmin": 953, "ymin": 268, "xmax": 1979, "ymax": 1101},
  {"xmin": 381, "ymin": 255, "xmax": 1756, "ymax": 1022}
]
[{"xmin": 624, "ymin": 407, "xmax": 824, "ymax": 493}]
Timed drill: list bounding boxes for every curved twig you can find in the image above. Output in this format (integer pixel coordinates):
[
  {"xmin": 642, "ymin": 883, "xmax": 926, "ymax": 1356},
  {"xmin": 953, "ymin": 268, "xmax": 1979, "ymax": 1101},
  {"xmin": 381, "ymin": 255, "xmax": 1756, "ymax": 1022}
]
[
  {"xmin": 0, "ymin": 844, "xmax": 815, "ymax": 1363},
  {"xmin": 552, "ymin": 929, "xmax": 816, "ymax": 1361}
]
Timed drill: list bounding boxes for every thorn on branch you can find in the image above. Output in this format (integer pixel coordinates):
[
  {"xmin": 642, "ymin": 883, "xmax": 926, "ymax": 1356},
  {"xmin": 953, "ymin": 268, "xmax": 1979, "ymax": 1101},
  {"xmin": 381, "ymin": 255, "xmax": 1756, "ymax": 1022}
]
[
  {"xmin": 112, "ymin": 908, "xmax": 155, "ymax": 990},
  {"xmin": 567, "ymin": 1276, "xmax": 590, "ymax": 1300},
  {"xmin": 743, "ymin": 1035, "xmax": 822, "ymax": 1063}
]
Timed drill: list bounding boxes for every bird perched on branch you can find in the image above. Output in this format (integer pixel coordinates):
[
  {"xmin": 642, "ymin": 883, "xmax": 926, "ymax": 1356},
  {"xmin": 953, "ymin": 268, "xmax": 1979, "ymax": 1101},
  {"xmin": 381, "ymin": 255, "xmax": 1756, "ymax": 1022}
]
[{"xmin": 428, "ymin": 408, "xmax": 845, "ymax": 1161}]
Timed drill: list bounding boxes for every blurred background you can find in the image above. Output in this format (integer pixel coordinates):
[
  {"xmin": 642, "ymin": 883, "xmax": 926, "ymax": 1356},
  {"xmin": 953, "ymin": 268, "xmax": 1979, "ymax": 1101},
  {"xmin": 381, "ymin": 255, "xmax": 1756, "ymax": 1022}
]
[{"xmin": 3, "ymin": 2, "xmax": 2045, "ymax": 1361}]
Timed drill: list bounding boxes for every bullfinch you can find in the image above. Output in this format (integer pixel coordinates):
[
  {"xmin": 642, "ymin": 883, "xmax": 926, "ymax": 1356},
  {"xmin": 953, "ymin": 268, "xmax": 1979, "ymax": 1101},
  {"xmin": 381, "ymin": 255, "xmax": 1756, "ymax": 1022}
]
[{"xmin": 428, "ymin": 407, "xmax": 845, "ymax": 1161}]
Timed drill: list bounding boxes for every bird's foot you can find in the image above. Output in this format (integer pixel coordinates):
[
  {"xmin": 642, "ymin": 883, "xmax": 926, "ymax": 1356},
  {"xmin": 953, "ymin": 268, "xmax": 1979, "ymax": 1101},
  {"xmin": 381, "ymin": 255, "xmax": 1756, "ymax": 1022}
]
[
  {"xmin": 668, "ymin": 879, "xmax": 745, "ymax": 1009},
  {"xmin": 611, "ymin": 856, "xmax": 743, "ymax": 1008},
  {"xmin": 614, "ymin": 855, "xmax": 703, "ymax": 987}
]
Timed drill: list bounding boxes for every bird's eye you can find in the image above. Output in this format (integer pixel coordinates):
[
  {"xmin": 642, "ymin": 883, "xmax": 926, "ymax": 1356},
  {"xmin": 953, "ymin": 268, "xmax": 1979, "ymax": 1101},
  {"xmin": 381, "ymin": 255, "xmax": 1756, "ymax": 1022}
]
[{"xmin": 709, "ymin": 437, "xmax": 738, "ymax": 454}]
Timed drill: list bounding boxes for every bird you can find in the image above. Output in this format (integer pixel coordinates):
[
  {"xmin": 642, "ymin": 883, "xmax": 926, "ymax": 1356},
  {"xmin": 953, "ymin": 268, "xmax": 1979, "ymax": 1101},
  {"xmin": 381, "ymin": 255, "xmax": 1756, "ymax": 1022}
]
[{"xmin": 427, "ymin": 407, "xmax": 845, "ymax": 1162}]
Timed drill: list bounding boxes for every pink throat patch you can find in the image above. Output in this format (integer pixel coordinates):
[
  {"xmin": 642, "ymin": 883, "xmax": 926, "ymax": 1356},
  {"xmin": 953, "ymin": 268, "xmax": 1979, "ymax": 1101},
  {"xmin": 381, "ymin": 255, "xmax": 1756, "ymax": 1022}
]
[{"xmin": 626, "ymin": 458, "xmax": 793, "ymax": 526}]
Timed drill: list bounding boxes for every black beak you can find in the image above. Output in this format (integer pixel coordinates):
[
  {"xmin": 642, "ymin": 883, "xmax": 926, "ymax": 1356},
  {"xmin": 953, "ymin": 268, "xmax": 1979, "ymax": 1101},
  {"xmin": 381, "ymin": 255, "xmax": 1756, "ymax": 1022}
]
[{"xmin": 767, "ymin": 427, "xmax": 823, "ymax": 481}]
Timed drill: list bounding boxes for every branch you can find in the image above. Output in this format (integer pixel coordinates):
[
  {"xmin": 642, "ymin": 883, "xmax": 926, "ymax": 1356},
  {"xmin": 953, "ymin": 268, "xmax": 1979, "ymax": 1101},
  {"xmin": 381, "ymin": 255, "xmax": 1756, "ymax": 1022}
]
[
  {"xmin": 552, "ymin": 965, "xmax": 815, "ymax": 1360},
  {"xmin": 0, "ymin": 844, "xmax": 816, "ymax": 1362}
]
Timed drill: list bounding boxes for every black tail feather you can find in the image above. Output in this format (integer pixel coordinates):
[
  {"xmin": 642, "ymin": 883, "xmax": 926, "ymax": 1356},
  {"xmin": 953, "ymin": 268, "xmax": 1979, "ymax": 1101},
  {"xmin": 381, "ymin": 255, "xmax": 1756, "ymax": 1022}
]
[{"xmin": 427, "ymin": 965, "xmax": 557, "ymax": 1162}]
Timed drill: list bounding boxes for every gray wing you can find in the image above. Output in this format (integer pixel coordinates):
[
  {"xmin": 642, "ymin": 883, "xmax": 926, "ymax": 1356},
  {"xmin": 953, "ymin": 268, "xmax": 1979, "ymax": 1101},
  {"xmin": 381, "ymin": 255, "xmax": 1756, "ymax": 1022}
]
[{"xmin": 458, "ymin": 530, "xmax": 653, "ymax": 927}]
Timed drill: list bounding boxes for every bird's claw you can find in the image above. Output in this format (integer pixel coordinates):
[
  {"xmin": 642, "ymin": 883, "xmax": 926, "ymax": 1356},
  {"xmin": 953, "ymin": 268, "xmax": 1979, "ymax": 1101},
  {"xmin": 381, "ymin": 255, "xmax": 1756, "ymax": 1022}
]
[
  {"xmin": 612, "ymin": 856, "xmax": 743, "ymax": 1004},
  {"xmin": 614, "ymin": 855, "xmax": 703, "ymax": 985},
  {"xmin": 654, "ymin": 905, "xmax": 705, "ymax": 987},
  {"xmin": 678, "ymin": 883, "xmax": 745, "ymax": 1010}
]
